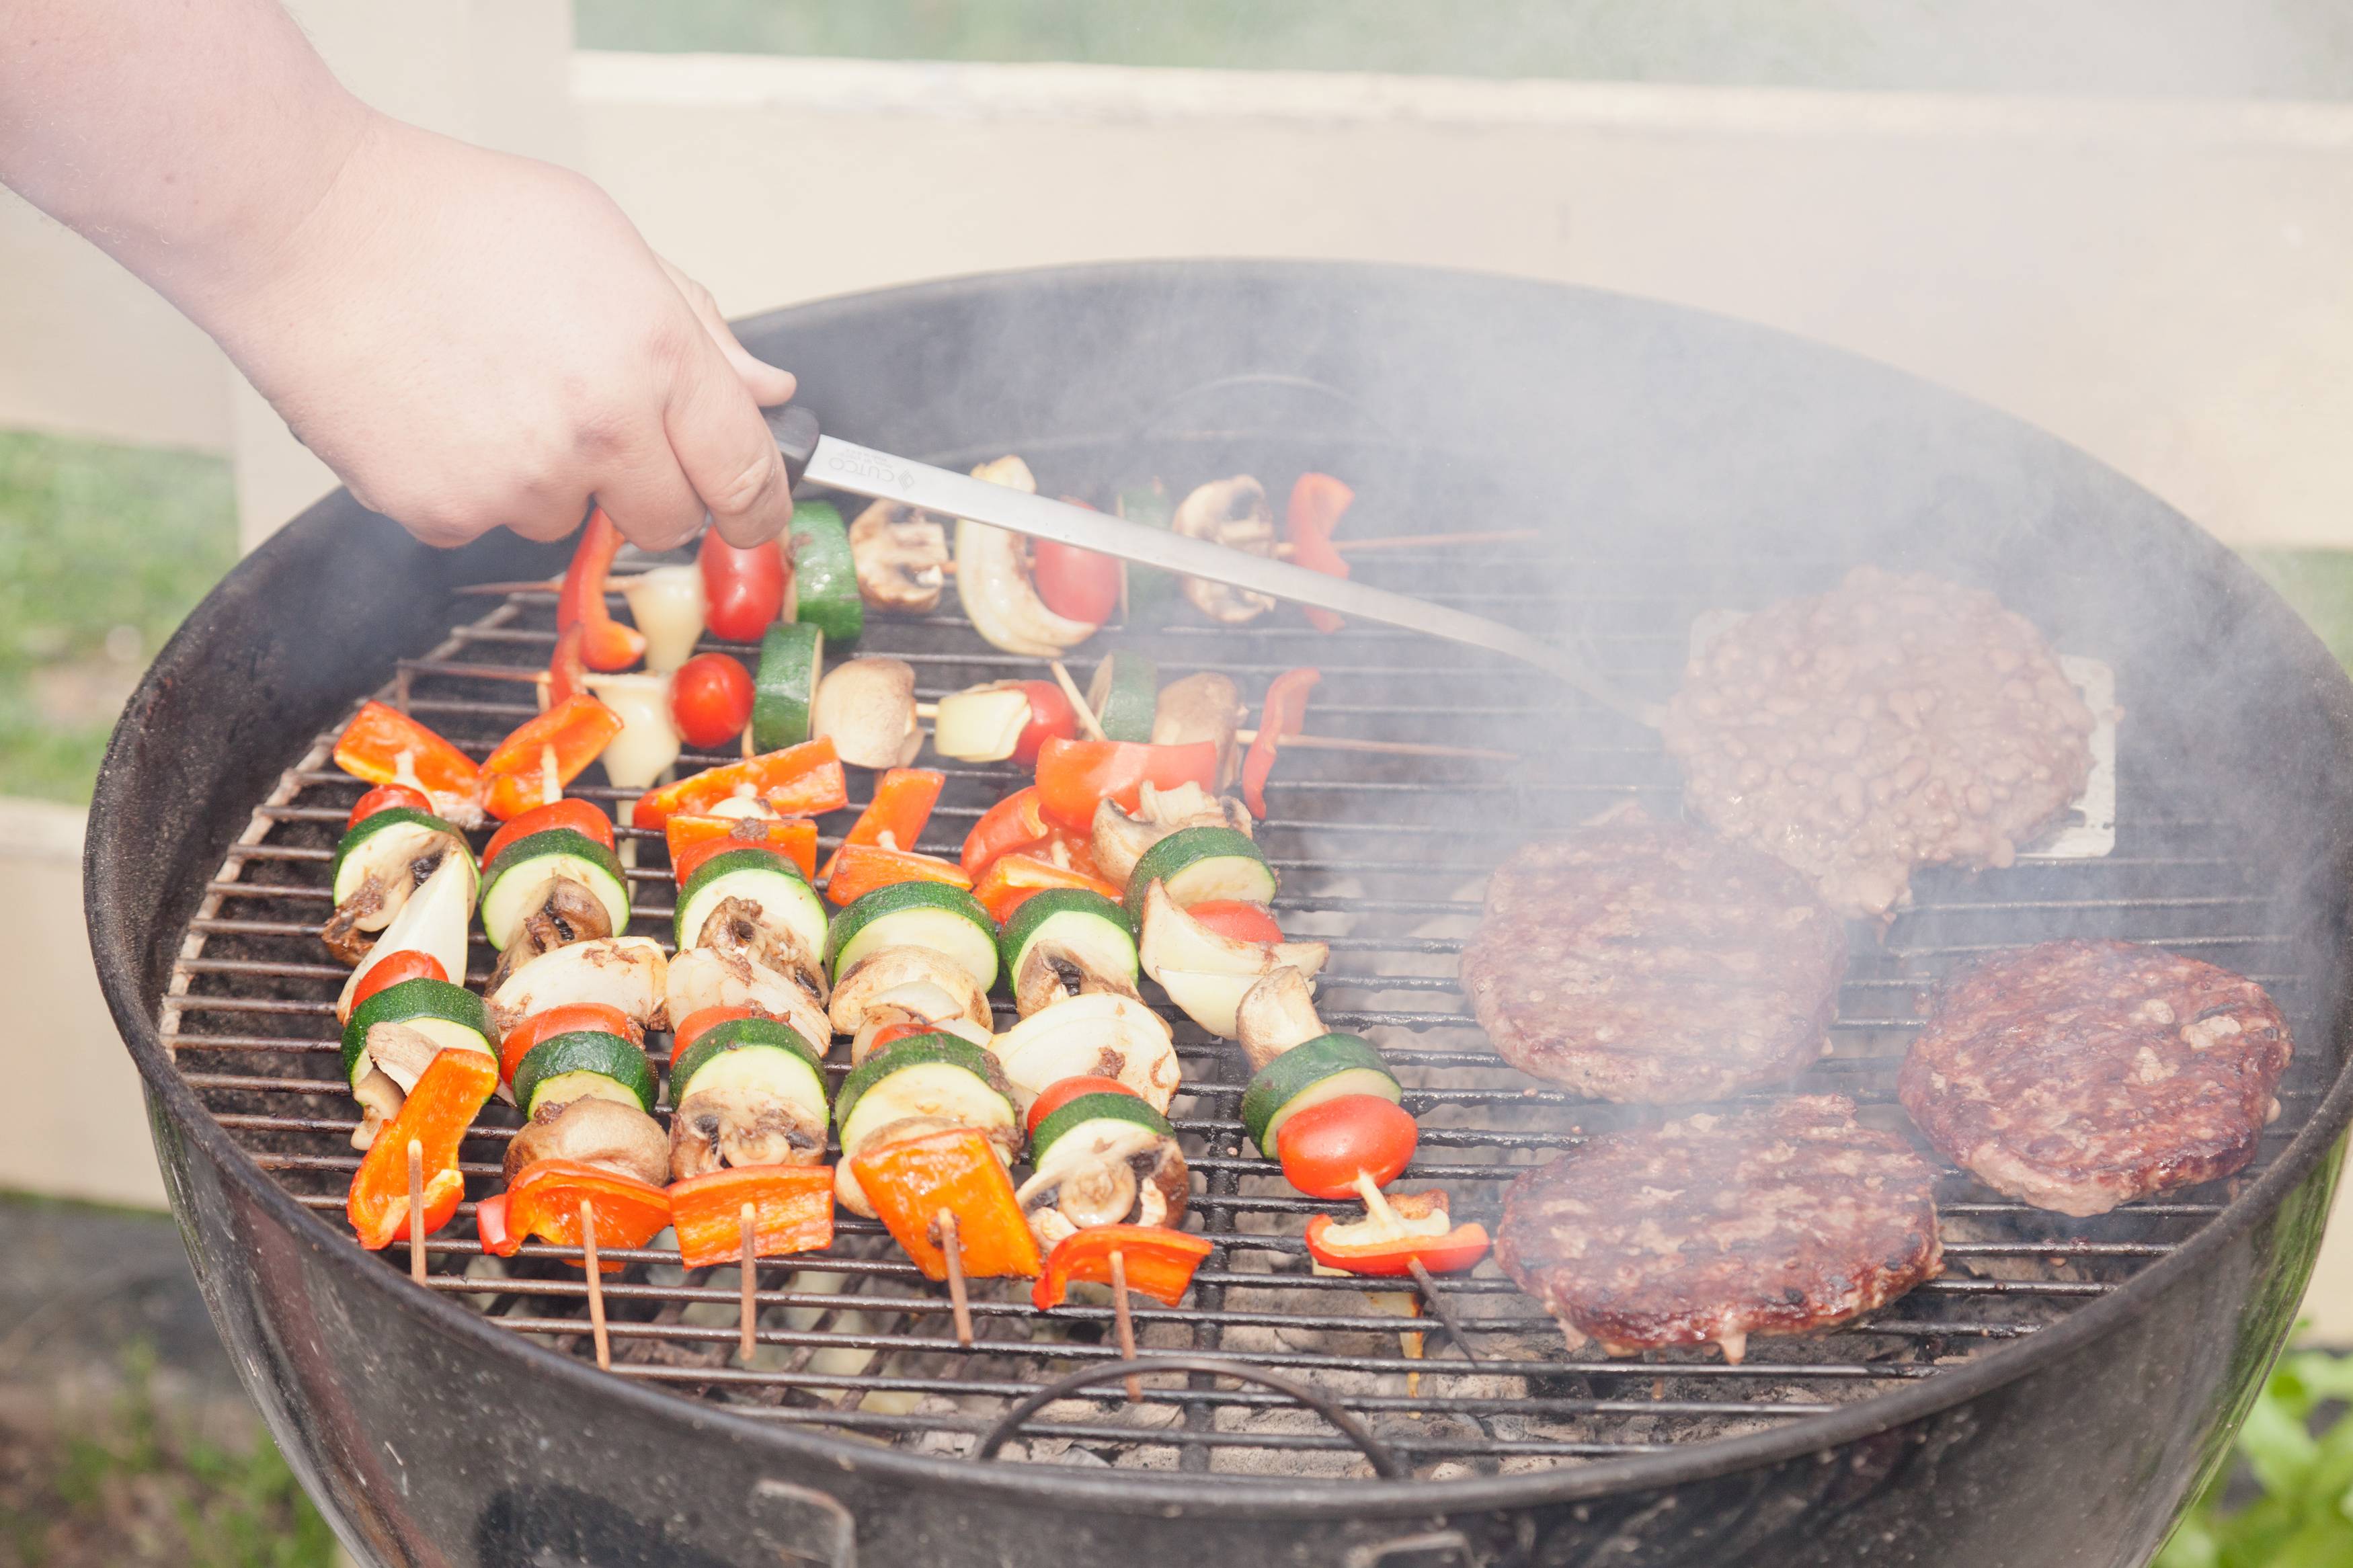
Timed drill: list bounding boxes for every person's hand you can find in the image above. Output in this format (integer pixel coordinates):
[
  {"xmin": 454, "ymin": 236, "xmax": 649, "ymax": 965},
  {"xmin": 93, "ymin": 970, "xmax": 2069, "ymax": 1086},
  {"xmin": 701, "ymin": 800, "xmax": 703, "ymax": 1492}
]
[{"xmin": 192, "ymin": 114, "xmax": 795, "ymax": 549}]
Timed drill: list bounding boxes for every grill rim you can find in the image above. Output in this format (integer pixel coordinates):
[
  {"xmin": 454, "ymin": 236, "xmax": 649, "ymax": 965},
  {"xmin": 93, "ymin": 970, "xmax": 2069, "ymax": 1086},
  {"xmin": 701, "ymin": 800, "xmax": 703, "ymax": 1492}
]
[{"xmin": 83, "ymin": 257, "xmax": 2353, "ymax": 1520}]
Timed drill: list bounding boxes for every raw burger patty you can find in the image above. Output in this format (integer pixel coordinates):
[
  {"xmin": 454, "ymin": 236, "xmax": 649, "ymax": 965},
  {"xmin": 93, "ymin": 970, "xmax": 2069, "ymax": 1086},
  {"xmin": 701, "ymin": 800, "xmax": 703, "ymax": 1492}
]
[
  {"xmin": 1459, "ymin": 808, "xmax": 1847, "ymax": 1103},
  {"xmin": 1661, "ymin": 566, "xmax": 2098, "ymax": 919},
  {"xmin": 1898, "ymin": 940, "xmax": 2292, "ymax": 1216},
  {"xmin": 1495, "ymin": 1095, "xmax": 1941, "ymax": 1362}
]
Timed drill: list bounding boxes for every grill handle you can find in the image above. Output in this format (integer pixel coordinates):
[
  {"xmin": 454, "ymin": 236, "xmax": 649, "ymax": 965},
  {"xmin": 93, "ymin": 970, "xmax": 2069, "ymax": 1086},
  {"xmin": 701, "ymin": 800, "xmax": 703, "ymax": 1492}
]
[
  {"xmin": 764, "ymin": 404, "xmax": 1663, "ymax": 729},
  {"xmin": 970, "ymin": 1356, "xmax": 1409, "ymax": 1479}
]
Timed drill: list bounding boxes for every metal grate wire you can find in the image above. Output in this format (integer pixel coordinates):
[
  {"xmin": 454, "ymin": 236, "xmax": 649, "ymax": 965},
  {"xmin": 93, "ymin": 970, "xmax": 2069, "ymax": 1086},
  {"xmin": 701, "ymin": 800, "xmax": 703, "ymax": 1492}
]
[{"xmin": 153, "ymin": 457, "xmax": 2325, "ymax": 1483}]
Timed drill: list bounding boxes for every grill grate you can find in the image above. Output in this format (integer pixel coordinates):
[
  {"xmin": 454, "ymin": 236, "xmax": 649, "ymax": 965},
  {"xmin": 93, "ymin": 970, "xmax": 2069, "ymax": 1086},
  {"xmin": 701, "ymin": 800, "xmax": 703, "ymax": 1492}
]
[{"xmin": 153, "ymin": 450, "xmax": 2325, "ymax": 1483}]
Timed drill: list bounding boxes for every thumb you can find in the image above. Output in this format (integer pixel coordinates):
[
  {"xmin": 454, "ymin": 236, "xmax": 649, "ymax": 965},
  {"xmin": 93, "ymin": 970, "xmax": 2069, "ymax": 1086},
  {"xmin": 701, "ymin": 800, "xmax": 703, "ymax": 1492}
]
[{"xmin": 664, "ymin": 332, "xmax": 795, "ymax": 548}]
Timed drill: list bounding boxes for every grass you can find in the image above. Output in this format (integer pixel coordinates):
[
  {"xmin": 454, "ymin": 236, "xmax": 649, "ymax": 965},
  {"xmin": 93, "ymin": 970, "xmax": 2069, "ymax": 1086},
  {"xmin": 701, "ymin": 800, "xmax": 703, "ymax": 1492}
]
[
  {"xmin": 0, "ymin": 431, "xmax": 237, "ymax": 804},
  {"xmin": 0, "ymin": 1341, "xmax": 333, "ymax": 1568}
]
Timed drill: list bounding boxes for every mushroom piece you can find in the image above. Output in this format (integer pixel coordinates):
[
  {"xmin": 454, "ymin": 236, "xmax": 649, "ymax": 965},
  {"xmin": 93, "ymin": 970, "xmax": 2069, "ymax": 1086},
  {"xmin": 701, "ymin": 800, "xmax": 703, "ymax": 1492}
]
[
  {"xmin": 1089, "ymin": 782, "xmax": 1253, "ymax": 887},
  {"xmin": 1152, "ymin": 672, "xmax": 1246, "ymax": 790},
  {"xmin": 484, "ymin": 874, "xmax": 614, "ymax": 991},
  {"xmin": 321, "ymin": 820, "xmax": 470, "ymax": 964},
  {"xmin": 504, "ymin": 1095, "xmax": 671, "ymax": 1188},
  {"xmin": 1014, "ymin": 938, "xmax": 1143, "ymax": 1020},
  {"xmin": 954, "ymin": 454, "xmax": 1101, "ymax": 657},
  {"xmin": 1171, "ymin": 477, "xmax": 1278, "ymax": 624},
  {"xmin": 350, "ymin": 1068, "xmax": 405, "ymax": 1152},
  {"xmin": 829, "ymin": 946, "xmax": 992, "ymax": 1039},
  {"xmin": 1016, "ymin": 1120, "xmax": 1190, "ymax": 1252},
  {"xmin": 697, "ymin": 893, "xmax": 828, "ymax": 1005},
  {"xmin": 664, "ymin": 946, "xmax": 832, "ymax": 1048},
  {"xmin": 487, "ymin": 936, "xmax": 670, "ymax": 1038},
  {"xmin": 850, "ymin": 499, "xmax": 951, "ymax": 613},
  {"xmin": 669, "ymin": 1081, "xmax": 829, "ymax": 1180},
  {"xmin": 811, "ymin": 657, "xmax": 924, "ymax": 770},
  {"xmin": 1235, "ymin": 966, "xmax": 1327, "ymax": 1071}
]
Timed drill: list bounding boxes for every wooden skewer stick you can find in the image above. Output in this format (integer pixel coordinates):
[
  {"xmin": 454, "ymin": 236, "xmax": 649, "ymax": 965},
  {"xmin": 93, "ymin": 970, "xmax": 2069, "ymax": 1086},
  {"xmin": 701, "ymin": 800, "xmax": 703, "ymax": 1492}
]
[
  {"xmin": 936, "ymin": 1209, "xmax": 975, "ymax": 1348},
  {"xmin": 1402, "ymin": 1294, "xmax": 1425, "ymax": 1400},
  {"xmin": 580, "ymin": 1201, "xmax": 612, "ymax": 1372},
  {"xmin": 740, "ymin": 1203, "xmax": 759, "ymax": 1360},
  {"xmin": 1406, "ymin": 1257, "xmax": 1482, "ymax": 1367},
  {"xmin": 1047, "ymin": 661, "xmax": 1109, "ymax": 742},
  {"xmin": 405, "ymin": 1139, "xmax": 428, "ymax": 1284},
  {"xmin": 1233, "ymin": 729, "xmax": 1516, "ymax": 763},
  {"xmin": 1108, "ymin": 1248, "xmax": 1142, "ymax": 1402}
]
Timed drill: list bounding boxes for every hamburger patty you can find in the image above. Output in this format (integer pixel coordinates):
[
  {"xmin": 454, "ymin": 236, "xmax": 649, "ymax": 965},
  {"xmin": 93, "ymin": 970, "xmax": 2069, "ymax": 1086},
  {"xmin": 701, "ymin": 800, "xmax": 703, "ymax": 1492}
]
[
  {"xmin": 1459, "ymin": 808, "xmax": 1847, "ymax": 1103},
  {"xmin": 1495, "ymin": 1096, "xmax": 1941, "ymax": 1362},
  {"xmin": 1897, "ymin": 940, "xmax": 2292, "ymax": 1217},
  {"xmin": 1661, "ymin": 566, "xmax": 2098, "ymax": 919}
]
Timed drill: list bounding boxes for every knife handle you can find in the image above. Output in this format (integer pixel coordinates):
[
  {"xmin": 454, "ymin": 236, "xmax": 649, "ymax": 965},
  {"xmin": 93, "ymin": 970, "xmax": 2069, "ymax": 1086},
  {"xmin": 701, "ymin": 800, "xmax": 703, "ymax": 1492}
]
[{"xmin": 766, "ymin": 405, "xmax": 822, "ymax": 488}]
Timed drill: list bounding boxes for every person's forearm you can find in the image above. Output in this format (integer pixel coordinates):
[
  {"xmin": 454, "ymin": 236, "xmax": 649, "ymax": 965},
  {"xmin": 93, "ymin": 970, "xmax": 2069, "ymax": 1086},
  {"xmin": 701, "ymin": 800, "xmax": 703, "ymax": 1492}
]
[{"xmin": 0, "ymin": 0, "xmax": 369, "ymax": 321}]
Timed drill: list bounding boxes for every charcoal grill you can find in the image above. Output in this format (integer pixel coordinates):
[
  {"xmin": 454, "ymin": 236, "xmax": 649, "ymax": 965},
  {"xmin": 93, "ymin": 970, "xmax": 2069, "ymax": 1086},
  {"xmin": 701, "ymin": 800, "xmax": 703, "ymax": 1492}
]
[{"xmin": 87, "ymin": 261, "xmax": 2353, "ymax": 1567}]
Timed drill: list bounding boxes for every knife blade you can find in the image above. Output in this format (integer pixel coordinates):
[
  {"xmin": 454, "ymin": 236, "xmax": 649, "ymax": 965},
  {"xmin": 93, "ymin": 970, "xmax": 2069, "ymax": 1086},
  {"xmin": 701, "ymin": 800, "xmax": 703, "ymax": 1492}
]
[{"xmin": 768, "ymin": 406, "xmax": 1659, "ymax": 727}]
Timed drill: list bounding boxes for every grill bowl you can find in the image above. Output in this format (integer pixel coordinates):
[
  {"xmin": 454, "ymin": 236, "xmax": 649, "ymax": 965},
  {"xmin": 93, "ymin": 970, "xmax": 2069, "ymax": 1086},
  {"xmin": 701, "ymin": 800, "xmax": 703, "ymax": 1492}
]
[{"xmin": 87, "ymin": 261, "xmax": 2353, "ymax": 1567}]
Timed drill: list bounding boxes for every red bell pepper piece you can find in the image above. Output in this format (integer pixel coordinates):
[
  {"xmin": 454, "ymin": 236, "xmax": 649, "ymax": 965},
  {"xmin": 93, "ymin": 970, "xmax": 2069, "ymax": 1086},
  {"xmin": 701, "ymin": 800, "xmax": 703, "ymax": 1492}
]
[
  {"xmin": 670, "ymin": 1164, "xmax": 836, "ymax": 1269},
  {"xmin": 557, "ymin": 507, "xmax": 649, "ymax": 672},
  {"xmin": 346, "ymin": 1047, "xmax": 497, "ymax": 1250},
  {"xmin": 631, "ymin": 739, "xmax": 846, "ymax": 830},
  {"xmin": 547, "ymin": 622, "xmax": 590, "ymax": 708},
  {"xmin": 333, "ymin": 702, "xmax": 481, "ymax": 813},
  {"xmin": 1034, "ymin": 738, "xmax": 1219, "ymax": 831},
  {"xmin": 482, "ymin": 798, "xmax": 616, "ymax": 867},
  {"xmin": 1242, "ymin": 668, "xmax": 1320, "ymax": 819},
  {"xmin": 1285, "ymin": 473, "xmax": 1355, "ymax": 634},
  {"xmin": 971, "ymin": 853, "xmax": 1121, "ymax": 923},
  {"xmin": 497, "ymin": 1002, "xmax": 643, "ymax": 1085},
  {"xmin": 668, "ymin": 818, "xmax": 818, "ymax": 883},
  {"xmin": 347, "ymin": 783, "xmax": 430, "ymax": 830},
  {"xmin": 825, "ymin": 843, "xmax": 972, "ymax": 907},
  {"xmin": 479, "ymin": 1159, "xmax": 674, "ymax": 1270},
  {"xmin": 699, "ymin": 526, "xmax": 790, "ymax": 644},
  {"xmin": 961, "ymin": 786, "xmax": 1052, "ymax": 878},
  {"xmin": 1187, "ymin": 900, "xmax": 1285, "ymax": 945},
  {"xmin": 1031, "ymin": 1224, "xmax": 1212, "ymax": 1311},
  {"xmin": 821, "ymin": 768, "xmax": 945, "ymax": 884},
  {"xmin": 1011, "ymin": 679, "xmax": 1078, "ymax": 765},
  {"xmin": 479, "ymin": 696, "xmax": 624, "ymax": 823},
  {"xmin": 850, "ymin": 1128, "xmax": 1040, "ymax": 1281},
  {"xmin": 1302, "ymin": 1187, "xmax": 1490, "ymax": 1278}
]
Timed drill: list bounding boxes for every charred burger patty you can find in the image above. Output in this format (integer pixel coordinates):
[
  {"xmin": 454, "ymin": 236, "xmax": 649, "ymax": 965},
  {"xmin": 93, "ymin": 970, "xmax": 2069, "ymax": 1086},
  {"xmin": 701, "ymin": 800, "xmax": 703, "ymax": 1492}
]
[
  {"xmin": 1459, "ymin": 809, "xmax": 1847, "ymax": 1103},
  {"xmin": 1495, "ymin": 1096, "xmax": 1942, "ymax": 1362},
  {"xmin": 1898, "ymin": 940, "xmax": 2292, "ymax": 1216},
  {"xmin": 1661, "ymin": 566, "xmax": 2096, "ymax": 919}
]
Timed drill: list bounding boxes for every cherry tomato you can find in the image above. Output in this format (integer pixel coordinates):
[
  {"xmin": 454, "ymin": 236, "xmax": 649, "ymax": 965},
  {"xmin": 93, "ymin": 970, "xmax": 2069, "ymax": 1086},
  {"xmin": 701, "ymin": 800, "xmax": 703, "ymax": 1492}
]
[
  {"xmin": 1275, "ymin": 1095, "xmax": 1419, "ymax": 1199},
  {"xmin": 669, "ymin": 653, "xmax": 756, "ymax": 749},
  {"xmin": 1031, "ymin": 540, "xmax": 1122, "ymax": 625},
  {"xmin": 350, "ymin": 950, "xmax": 447, "ymax": 1012},
  {"xmin": 1187, "ymin": 900, "xmax": 1284, "ymax": 945},
  {"xmin": 497, "ymin": 1001, "xmax": 644, "ymax": 1085},
  {"xmin": 1025, "ymin": 1075, "xmax": 1140, "ymax": 1138},
  {"xmin": 699, "ymin": 528, "xmax": 788, "ymax": 643},
  {"xmin": 1012, "ymin": 680, "xmax": 1077, "ymax": 766},
  {"xmin": 347, "ymin": 783, "xmax": 431, "ymax": 831},
  {"xmin": 481, "ymin": 798, "xmax": 615, "ymax": 866},
  {"xmin": 671, "ymin": 1005, "xmax": 758, "ymax": 1056}
]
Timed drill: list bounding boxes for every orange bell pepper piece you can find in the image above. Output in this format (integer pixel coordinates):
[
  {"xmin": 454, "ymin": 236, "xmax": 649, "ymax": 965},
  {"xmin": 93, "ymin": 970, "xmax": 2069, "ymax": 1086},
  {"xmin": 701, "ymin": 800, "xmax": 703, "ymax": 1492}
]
[
  {"xmin": 479, "ymin": 696, "xmax": 624, "ymax": 822},
  {"xmin": 1242, "ymin": 668, "xmax": 1320, "ymax": 820},
  {"xmin": 630, "ymin": 739, "xmax": 846, "ymax": 830},
  {"xmin": 820, "ymin": 768, "xmax": 945, "ymax": 882},
  {"xmin": 1031, "ymin": 1224, "xmax": 1213, "ymax": 1311},
  {"xmin": 824, "ymin": 842, "xmax": 971, "ymax": 906},
  {"xmin": 478, "ymin": 1159, "xmax": 673, "ymax": 1271},
  {"xmin": 547, "ymin": 622, "xmax": 590, "ymax": 707},
  {"xmin": 971, "ymin": 854, "xmax": 1121, "ymax": 923},
  {"xmin": 346, "ymin": 1047, "xmax": 498, "ymax": 1251},
  {"xmin": 557, "ymin": 507, "xmax": 647, "ymax": 671},
  {"xmin": 850, "ymin": 1129, "xmax": 1039, "ymax": 1281},
  {"xmin": 961, "ymin": 786, "xmax": 1053, "ymax": 878},
  {"xmin": 1285, "ymin": 474, "xmax": 1354, "ymax": 633},
  {"xmin": 333, "ymin": 702, "xmax": 481, "ymax": 812},
  {"xmin": 667, "ymin": 816, "xmax": 819, "ymax": 882},
  {"xmin": 670, "ymin": 1164, "xmax": 836, "ymax": 1269},
  {"xmin": 1033, "ymin": 739, "xmax": 1219, "ymax": 831}
]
